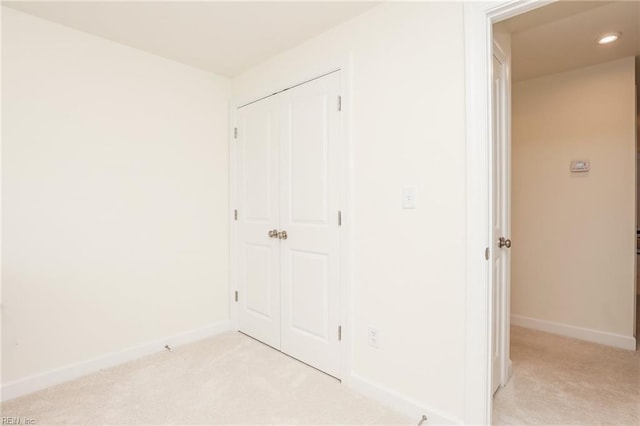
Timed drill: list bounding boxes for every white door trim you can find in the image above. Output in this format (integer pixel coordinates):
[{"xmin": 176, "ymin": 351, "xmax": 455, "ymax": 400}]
[
  {"xmin": 229, "ymin": 56, "xmax": 353, "ymax": 382},
  {"xmin": 463, "ymin": 1, "xmax": 555, "ymax": 424}
]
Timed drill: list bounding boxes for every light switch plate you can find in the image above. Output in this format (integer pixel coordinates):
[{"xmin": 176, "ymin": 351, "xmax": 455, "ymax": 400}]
[
  {"xmin": 402, "ymin": 186, "xmax": 417, "ymax": 209},
  {"xmin": 368, "ymin": 327, "xmax": 379, "ymax": 348}
]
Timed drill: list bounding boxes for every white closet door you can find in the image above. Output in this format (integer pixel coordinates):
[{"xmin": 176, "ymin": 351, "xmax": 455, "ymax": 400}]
[
  {"xmin": 236, "ymin": 96, "xmax": 281, "ymax": 349},
  {"xmin": 279, "ymin": 72, "xmax": 342, "ymax": 378}
]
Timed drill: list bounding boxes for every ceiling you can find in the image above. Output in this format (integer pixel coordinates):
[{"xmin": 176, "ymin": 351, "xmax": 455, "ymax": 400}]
[
  {"xmin": 495, "ymin": 1, "xmax": 640, "ymax": 82},
  {"xmin": 2, "ymin": 1, "xmax": 378, "ymax": 77},
  {"xmin": 5, "ymin": 1, "xmax": 638, "ymax": 82}
]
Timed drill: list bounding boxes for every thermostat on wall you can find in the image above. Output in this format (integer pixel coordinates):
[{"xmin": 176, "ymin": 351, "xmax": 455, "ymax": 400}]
[{"xmin": 570, "ymin": 160, "xmax": 590, "ymax": 173}]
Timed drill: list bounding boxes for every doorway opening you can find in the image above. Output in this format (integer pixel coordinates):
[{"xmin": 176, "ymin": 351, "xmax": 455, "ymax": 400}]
[{"xmin": 488, "ymin": 1, "xmax": 640, "ymax": 424}]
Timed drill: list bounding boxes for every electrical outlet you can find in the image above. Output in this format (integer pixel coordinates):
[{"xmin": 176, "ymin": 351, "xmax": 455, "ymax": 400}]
[{"xmin": 368, "ymin": 327, "xmax": 379, "ymax": 348}]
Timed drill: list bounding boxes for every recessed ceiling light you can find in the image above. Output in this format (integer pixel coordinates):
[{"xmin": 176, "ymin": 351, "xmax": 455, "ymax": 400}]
[{"xmin": 597, "ymin": 32, "xmax": 621, "ymax": 45}]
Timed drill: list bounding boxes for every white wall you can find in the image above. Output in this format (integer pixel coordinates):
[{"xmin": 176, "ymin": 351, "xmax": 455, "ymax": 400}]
[
  {"xmin": 512, "ymin": 58, "xmax": 636, "ymax": 339},
  {"xmin": 2, "ymin": 8, "xmax": 230, "ymax": 384},
  {"xmin": 233, "ymin": 2, "xmax": 466, "ymax": 422}
]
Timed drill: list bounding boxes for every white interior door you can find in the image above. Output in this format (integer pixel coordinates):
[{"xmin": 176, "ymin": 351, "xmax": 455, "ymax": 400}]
[
  {"xmin": 491, "ymin": 48, "xmax": 511, "ymax": 394},
  {"xmin": 235, "ymin": 71, "xmax": 342, "ymax": 378},
  {"xmin": 279, "ymin": 72, "xmax": 342, "ymax": 378},
  {"xmin": 237, "ymin": 96, "xmax": 281, "ymax": 349}
]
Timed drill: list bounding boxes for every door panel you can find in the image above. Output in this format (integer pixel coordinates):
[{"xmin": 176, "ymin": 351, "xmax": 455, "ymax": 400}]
[
  {"xmin": 290, "ymin": 250, "xmax": 329, "ymax": 339},
  {"xmin": 237, "ymin": 97, "xmax": 281, "ymax": 349},
  {"xmin": 245, "ymin": 244, "xmax": 274, "ymax": 319},
  {"xmin": 242, "ymin": 104, "xmax": 275, "ymax": 221},
  {"xmin": 279, "ymin": 72, "xmax": 342, "ymax": 378},
  {"xmin": 289, "ymin": 94, "xmax": 329, "ymax": 224}
]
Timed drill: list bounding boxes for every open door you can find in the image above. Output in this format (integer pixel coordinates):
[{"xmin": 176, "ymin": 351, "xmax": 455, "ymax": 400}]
[{"xmin": 491, "ymin": 41, "xmax": 512, "ymax": 394}]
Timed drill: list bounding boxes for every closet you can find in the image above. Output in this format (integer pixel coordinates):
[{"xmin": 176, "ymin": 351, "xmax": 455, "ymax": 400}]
[{"xmin": 234, "ymin": 71, "xmax": 342, "ymax": 378}]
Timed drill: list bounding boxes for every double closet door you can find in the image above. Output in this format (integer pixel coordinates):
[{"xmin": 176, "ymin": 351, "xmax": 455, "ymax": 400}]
[{"xmin": 235, "ymin": 71, "xmax": 342, "ymax": 378}]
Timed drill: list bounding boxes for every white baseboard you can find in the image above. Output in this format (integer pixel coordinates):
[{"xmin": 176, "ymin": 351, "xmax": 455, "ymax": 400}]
[
  {"xmin": 511, "ymin": 315, "xmax": 636, "ymax": 351},
  {"xmin": 349, "ymin": 374, "xmax": 461, "ymax": 425},
  {"xmin": 1, "ymin": 320, "xmax": 232, "ymax": 402}
]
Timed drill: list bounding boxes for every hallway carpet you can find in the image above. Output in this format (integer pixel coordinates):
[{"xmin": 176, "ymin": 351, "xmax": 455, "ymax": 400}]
[
  {"xmin": 493, "ymin": 326, "xmax": 640, "ymax": 425},
  {"xmin": 1, "ymin": 332, "xmax": 412, "ymax": 425}
]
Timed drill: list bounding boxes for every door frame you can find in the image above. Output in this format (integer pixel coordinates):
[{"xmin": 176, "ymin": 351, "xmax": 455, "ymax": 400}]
[
  {"xmin": 463, "ymin": 1, "xmax": 555, "ymax": 424},
  {"xmin": 229, "ymin": 56, "xmax": 353, "ymax": 382}
]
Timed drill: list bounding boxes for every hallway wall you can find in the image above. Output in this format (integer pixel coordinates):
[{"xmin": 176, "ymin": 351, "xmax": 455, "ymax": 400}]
[{"xmin": 511, "ymin": 57, "xmax": 636, "ymax": 344}]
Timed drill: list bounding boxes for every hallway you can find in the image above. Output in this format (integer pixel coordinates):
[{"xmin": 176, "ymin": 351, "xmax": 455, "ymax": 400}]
[{"xmin": 493, "ymin": 326, "xmax": 639, "ymax": 425}]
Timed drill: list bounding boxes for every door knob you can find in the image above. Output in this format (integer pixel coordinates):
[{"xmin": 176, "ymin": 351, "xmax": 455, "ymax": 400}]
[
  {"xmin": 278, "ymin": 230, "xmax": 288, "ymax": 240},
  {"xmin": 268, "ymin": 229, "xmax": 278, "ymax": 238},
  {"xmin": 498, "ymin": 237, "xmax": 511, "ymax": 248}
]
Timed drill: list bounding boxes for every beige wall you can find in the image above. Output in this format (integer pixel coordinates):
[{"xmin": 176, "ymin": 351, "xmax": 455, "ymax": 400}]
[
  {"xmin": 2, "ymin": 8, "xmax": 231, "ymax": 383},
  {"xmin": 512, "ymin": 57, "xmax": 636, "ymax": 337},
  {"xmin": 233, "ymin": 2, "xmax": 466, "ymax": 421}
]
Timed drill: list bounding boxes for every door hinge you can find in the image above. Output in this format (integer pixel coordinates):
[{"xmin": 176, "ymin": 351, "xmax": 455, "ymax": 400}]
[
  {"xmin": 235, "ymin": 291, "xmax": 238, "ymax": 302},
  {"xmin": 338, "ymin": 96, "xmax": 342, "ymax": 112},
  {"xmin": 485, "ymin": 247, "xmax": 490, "ymax": 260},
  {"xmin": 234, "ymin": 209, "xmax": 238, "ymax": 221},
  {"xmin": 338, "ymin": 326, "xmax": 342, "ymax": 341},
  {"xmin": 338, "ymin": 210, "xmax": 342, "ymax": 226},
  {"xmin": 234, "ymin": 127, "xmax": 238, "ymax": 139}
]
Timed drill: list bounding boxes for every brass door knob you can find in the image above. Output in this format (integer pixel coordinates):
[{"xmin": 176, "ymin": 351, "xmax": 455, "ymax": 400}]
[
  {"xmin": 278, "ymin": 230, "xmax": 288, "ymax": 240},
  {"xmin": 268, "ymin": 229, "xmax": 278, "ymax": 238},
  {"xmin": 498, "ymin": 237, "xmax": 512, "ymax": 248}
]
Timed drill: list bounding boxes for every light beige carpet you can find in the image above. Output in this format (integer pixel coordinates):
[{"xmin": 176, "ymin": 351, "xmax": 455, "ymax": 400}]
[
  {"xmin": 1, "ymin": 332, "xmax": 413, "ymax": 425},
  {"xmin": 493, "ymin": 326, "xmax": 640, "ymax": 425}
]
